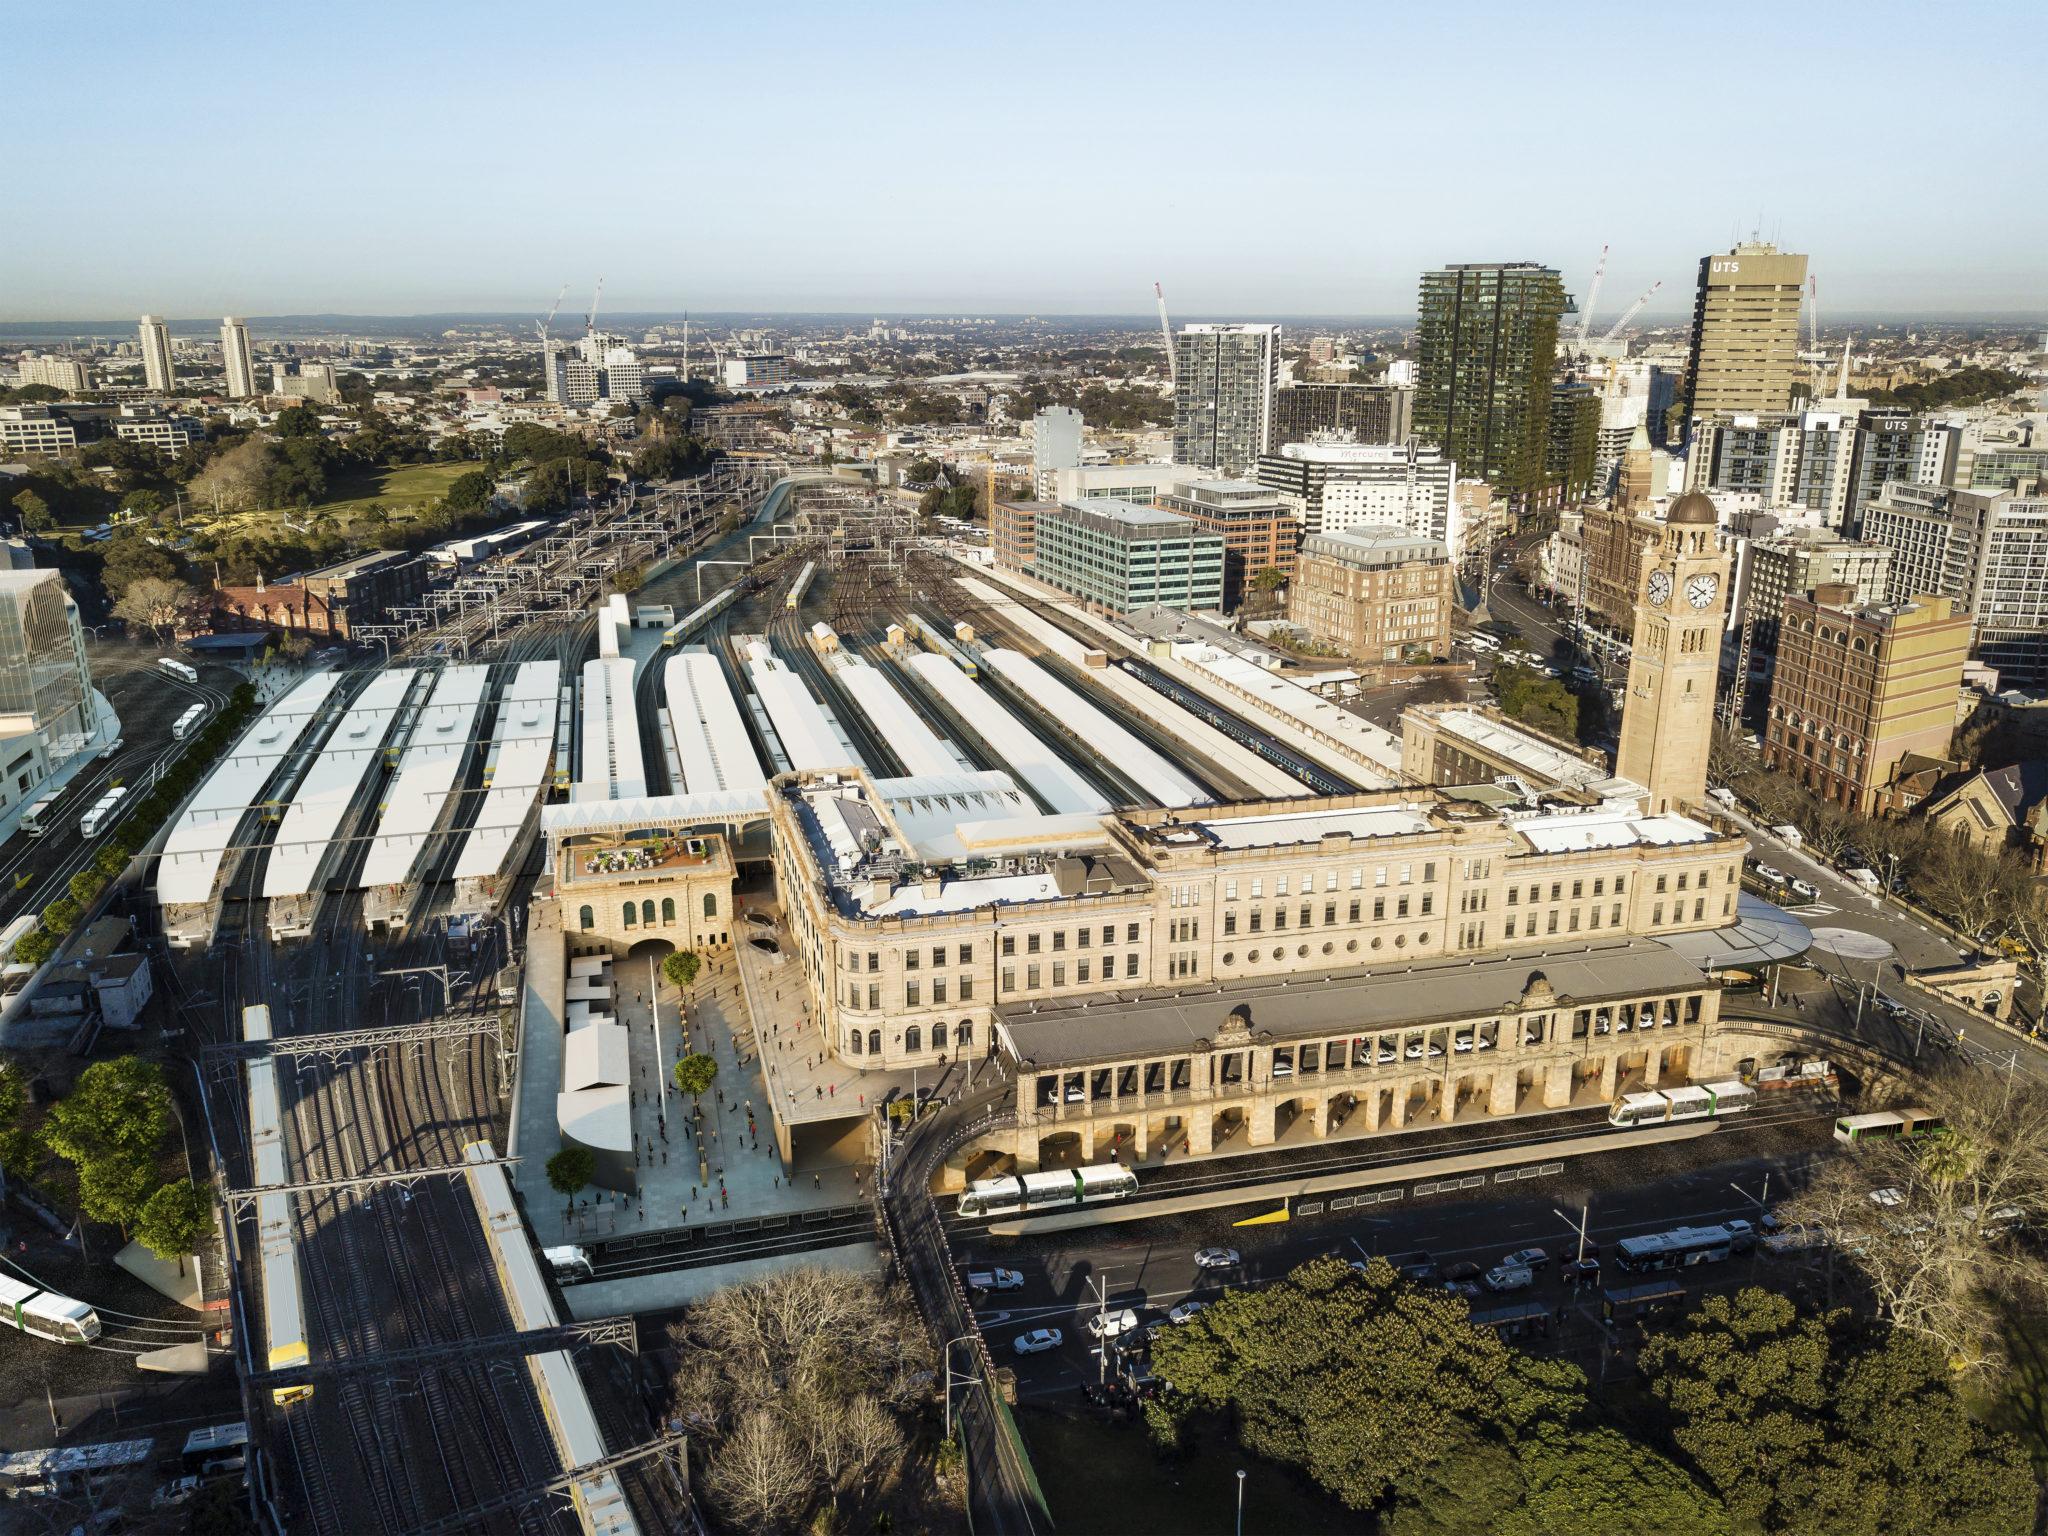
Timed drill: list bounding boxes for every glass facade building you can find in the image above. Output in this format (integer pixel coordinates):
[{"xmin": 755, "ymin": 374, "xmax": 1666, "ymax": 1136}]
[
  {"xmin": 1415, "ymin": 263, "xmax": 1569, "ymax": 500},
  {"xmin": 0, "ymin": 572, "xmax": 91, "ymax": 745},
  {"xmin": 1031, "ymin": 500, "xmax": 1225, "ymax": 616}
]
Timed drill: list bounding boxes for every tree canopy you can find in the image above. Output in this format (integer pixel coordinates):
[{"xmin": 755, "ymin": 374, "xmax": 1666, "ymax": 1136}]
[
  {"xmin": 661, "ymin": 950, "xmax": 701, "ymax": 989},
  {"xmin": 41, "ymin": 1056, "xmax": 173, "ymax": 1227},
  {"xmin": 1491, "ymin": 661, "xmax": 1578, "ymax": 741},
  {"xmin": 1639, "ymin": 1287, "xmax": 2035, "ymax": 1535},
  {"xmin": 673, "ymin": 1053, "xmax": 718, "ymax": 1099},
  {"xmin": 545, "ymin": 1146, "xmax": 595, "ymax": 1200},
  {"xmin": 136, "ymin": 1179, "xmax": 213, "ymax": 1261}
]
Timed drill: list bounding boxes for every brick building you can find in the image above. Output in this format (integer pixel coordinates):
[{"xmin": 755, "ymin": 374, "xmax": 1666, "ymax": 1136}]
[{"xmin": 1288, "ymin": 529, "xmax": 1453, "ymax": 662}]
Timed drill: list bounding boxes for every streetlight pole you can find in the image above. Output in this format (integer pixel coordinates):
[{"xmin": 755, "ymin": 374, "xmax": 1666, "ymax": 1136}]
[
  {"xmin": 1553, "ymin": 1202, "xmax": 1592, "ymax": 1263},
  {"xmin": 1236, "ymin": 1468, "xmax": 1247, "ymax": 1536},
  {"xmin": 942, "ymin": 1334, "xmax": 979, "ymax": 1440},
  {"xmin": 1729, "ymin": 1173, "xmax": 1771, "ymax": 1275}
]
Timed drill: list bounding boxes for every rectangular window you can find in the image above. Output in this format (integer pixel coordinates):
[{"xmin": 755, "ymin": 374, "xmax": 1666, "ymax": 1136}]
[
  {"xmin": 1324, "ymin": 902, "xmax": 1336, "ymax": 925},
  {"xmin": 1375, "ymin": 867, "xmax": 1388, "ymax": 887},
  {"xmin": 1102, "ymin": 925, "xmax": 1114, "ymax": 946},
  {"xmin": 1550, "ymin": 883, "xmax": 1562, "ymax": 902},
  {"xmin": 1274, "ymin": 908, "xmax": 1287, "ymax": 930},
  {"xmin": 960, "ymin": 976, "xmax": 974, "ymax": 1000},
  {"xmin": 1300, "ymin": 903, "xmax": 1312, "ymax": 928},
  {"xmin": 958, "ymin": 944, "xmax": 972, "ymax": 965},
  {"xmin": 905, "ymin": 981, "xmax": 920, "ymax": 1007},
  {"xmin": 1027, "ymin": 963, "xmax": 1041, "ymax": 989},
  {"xmin": 1077, "ymin": 960, "xmax": 1090, "ymax": 984},
  {"xmin": 1373, "ymin": 897, "xmax": 1385, "ymax": 921},
  {"xmin": 1400, "ymin": 863, "xmax": 1413, "ymax": 884},
  {"xmin": 1546, "ymin": 912, "xmax": 1558, "ymax": 935},
  {"xmin": 1593, "ymin": 878, "xmax": 1604, "ymax": 897},
  {"xmin": 1349, "ymin": 899, "xmax": 1361, "ymax": 921},
  {"xmin": 1053, "ymin": 931, "xmax": 1067, "ymax": 952},
  {"xmin": 1052, "ymin": 963, "xmax": 1066, "ymax": 987},
  {"xmin": 1128, "ymin": 953, "xmax": 1141, "ymax": 979},
  {"xmin": 1351, "ymin": 868, "xmax": 1363, "ymax": 889},
  {"xmin": 1277, "ymin": 876, "xmax": 1289, "ymax": 897},
  {"xmin": 1397, "ymin": 896, "xmax": 1410, "ymax": 918},
  {"xmin": 1078, "ymin": 926, "xmax": 1091, "ymax": 948},
  {"xmin": 1614, "ymin": 875, "xmax": 1625, "ymax": 895},
  {"xmin": 905, "ymin": 949, "xmax": 919, "ymax": 971},
  {"xmin": 1423, "ymin": 862, "xmax": 1436, "ymax": 883},
  {"xmin": 1420, "ymin": 893, "xmax": 1433, "ymax": 916},
  {"xmin": 1251, "ymin": 911, "xmax": 1264, "ymax": 932},
  {"xmin": 1677, "ymin": 872, "xmax": 1690, "ymax": 891},
  {"xmin": 1612, "ymin": 903, "xmax": 1622, "ymax": 926},
  {"xmin": 933, "ymin": 978, "xmax": 947, "ymax": 1004},
  {"xmin": 1568, "ymin": 910, "xmax": 1580, "ymax": 932},
  {"xmin": 1002, "ymin": 935, "xmax": 1015, "ymax": 957},
  {"xmin": 1656, "ymin": 875, "xmax": 1667, "ymax": 894},
  {"xmin": 1571, "ymin": 879, "xmax": 1582, "ymax": 899},
  {"xmin": 1251, "ymin": 879, "xmax": 1264, "ymax": 898},
  {"xmin": 1127, "ymin": 923, "xmax": 1140, "ymax": 942},
  {"xmin": 867, "ymin": 951, "xmax": 879, "ymax": 972},
  {"xmin": 1505, "ymin": 915, "xmax": 1517, "ymax": 939},
  {"xmin": 1507, "ymin": 885, "xmax": 1519, "ymax": 905},
  {"xmin": 1001, "ymin": 967, "xmax": 1015, "ymax": 992},
  {"xmin": 1694, "ymin": 897, "xmax": 1706, "ymax": 922},
  {"xmin": 868, "ymin": 984, "xmax": 880, "ymax": 1010},
  {"xmin": 932, "ymin": 946, "xmax": 946, "ymax": 967},
  {"xmin": 1028, "ymin": 933, "xmax": 1041, "ymax": 954},
  {"xmin": 1225, "ymin": 878, "xmax": 1238, "ymax": 900},
  {"xmin": 1224, "ymin": 911, "xmax": 1237, "ymax": 936},
  {"xmin": 1653, "ymin": 902, "xmax": 1664, "ymax": 924}
]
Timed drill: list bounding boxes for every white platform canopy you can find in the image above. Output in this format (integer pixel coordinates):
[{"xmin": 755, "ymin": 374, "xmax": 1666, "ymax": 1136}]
[
  {"xmin": 452, "ymin": 660, "xmax": 561, "ymax": 885},
  {"xmin": 906, "ymin": 652, "xmax": 1110, "ymax": 816},
  {"xmin": 356, "ymin": 666, "xmax": 489, "ymax": 892},
  {"xmin": 262, "ymin": 669, "xmax": 417, "ymax": 900}
]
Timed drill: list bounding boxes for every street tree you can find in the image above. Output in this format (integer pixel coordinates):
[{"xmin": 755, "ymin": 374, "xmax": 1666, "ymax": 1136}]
[
  {"xmin": 673, "ymin": 1053, "xmax": 717, "ymax": 1101},
  {"xmin": 1146, "ymin": 1255, "xmax": 1584, "ymax": 1510},
  {"xmin": 41, "ymin": 1057, "xmax": 173, "ymax": 1227},
  {"xmin": 1639, "ymin": 1287, "xmax": 2034, "ymax": 1535},
  {"xmin": 136, "ymin": 1179, "xmax": 214, "ymax": 1271},
  {"xmin": 113, "ymin": 575, "xmax": 197, "ymax": 644},
  {"xmin": 0, "ymin": 1063, "xmax": 39, "ymax": 1186},
  {"xmin": 1389, "ymin": 1423, "xmax": 1726, "ymax": 1536},
  {"xmin": 1780, "ymin": 1070, "xmax": 2048, "ymax": 1375},
  {"xmin": 545, "ymin": 1147, "xmax": 595, "ymax": 1213},
  {"xmin": 703, "ymin": 1410, "xmax": 809, "ymax": 1531},
  {"xmin": 12, "ymin": 489, "xmax": 53, "ymax": 533},
  {"xmin": 662, "ymin": 950, "xmax": 701, "ymax": 990}
]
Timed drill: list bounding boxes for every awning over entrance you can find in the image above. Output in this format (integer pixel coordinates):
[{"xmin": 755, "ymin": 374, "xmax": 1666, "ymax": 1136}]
[{"xmin": 1658, "ymin": 892, "xmax": 1812, "ymax": 972}]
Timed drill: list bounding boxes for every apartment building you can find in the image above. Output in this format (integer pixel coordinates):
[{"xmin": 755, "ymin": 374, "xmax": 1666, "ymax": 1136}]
[
  {"xmin": 1762, "ymin": 586, "xmax": 1972, "ymax": 813},
  {"xmin": 1860, "ymin": 483, "xmax": 2048, "ymax": 681},
  {"xmin": 1415, "ymin": 263, "xmax": 1568, "ymax": 499},
  {"xmin": 15, "ymin": 355, "xmax": 93, "ymax": 394},
  {"xmin": 1172, "ymin": 324, "xmax": 1281, "ymax": 477},
  {"xmin": 137, "ymin": 315, "xmax": 175, "ymax": 393},
  {"xmin": 1272, "ymin": 382, "xmax": 1413, "ymax": 447},
  {"xmin": 1255, "ymin": 439, "xmax": 1456, "ymax": 549},
  {"xmin": 1289, "ymin": 528, "xmax": 1453, "ymax": 662},
  {"xmin": 0, "ymin": 405, "xmax": 78, "ymax": 457}
]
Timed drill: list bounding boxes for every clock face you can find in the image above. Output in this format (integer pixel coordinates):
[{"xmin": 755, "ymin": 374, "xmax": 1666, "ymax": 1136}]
[
  {"xmin": 1646, "ymin": 570, "xmax": 1672, "ymax": 607},
  {"xmin": 1687, "ymin": 573, "xmax": 1719, "ymax": 609}
]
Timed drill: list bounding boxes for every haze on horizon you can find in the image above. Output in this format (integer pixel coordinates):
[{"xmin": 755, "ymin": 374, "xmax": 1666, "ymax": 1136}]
[{"xmin": 7, "ymin": 0, "xmax": 2042, "ymax": 323}]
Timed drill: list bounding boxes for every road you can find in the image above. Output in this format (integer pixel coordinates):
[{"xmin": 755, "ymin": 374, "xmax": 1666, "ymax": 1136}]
[{"xmin": 964, "ymin": 1108, "xmax": 1836, "ymax": 1397}]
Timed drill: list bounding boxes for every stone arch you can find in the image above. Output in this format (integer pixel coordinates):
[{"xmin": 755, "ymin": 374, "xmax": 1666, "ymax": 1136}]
[{"xmin": 626, "ymin": 936, "xmax": 674, "ymax": 963}]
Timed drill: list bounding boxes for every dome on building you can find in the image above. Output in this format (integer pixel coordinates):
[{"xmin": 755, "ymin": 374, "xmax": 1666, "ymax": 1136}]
[{"xmin": 1667, "ymin": 490, "xmax": 1718, "ymax": 525}]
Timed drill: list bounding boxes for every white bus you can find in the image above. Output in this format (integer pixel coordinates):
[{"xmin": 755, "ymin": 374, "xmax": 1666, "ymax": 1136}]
[
  {"xmin": 173, "ymin": 702, "xmax": 207, "ymax": 740},
  {"xmin": 157, "ymin": 656, "xmax": 198, "ymax": 684},
  {"xmin": 79, "ymin": 786, "xmax": 127, "ymax": 838},
  {"xmin": 17, "ymin": 789, "xmax": 59, "ymax": 839},
  {"xmin": 957, "ymin": 1163, "xmax": 1139, "ymax": 1219},
  {"xmin": 1613, "ymin": 1222, "xmax": 1751, "ymax": 1274}
]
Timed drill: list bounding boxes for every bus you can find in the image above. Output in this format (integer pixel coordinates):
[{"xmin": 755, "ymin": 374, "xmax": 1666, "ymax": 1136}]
[
  {"xmin": 957, "ymin": 1163, "xmax": 1139, "ymax": 1219},
  {"xmin": 17, "ymin": 789, "xmax": 59, "ymax": 839},
  {"xmin": 180, "ymin": 1421, "xmax": 248, "ymax": 1477},
  {"xmin": 1833, "ymin": 1108, "xmax": 1944, "ymax": 1144},
  {"xmin": 1612, "ymin": 1222, "xmax": 1750, "ymax": 1274},
  {"xmin": 1609, "ymin": 1079, "xmax": 1757, "ymax": 1128},
  {"xmin": 157, "ymin": 656, "xmax": 199, "ymax": 684},
  {"xmin": 0, "ymin": 1437, "xmax": 153, "ymax": 1500},
  {"xmin": 79, "ymin": 786, "xmax": 127, "ymax": 838},
  {"xmin": 173, "ymin": 702, "xmax": 207, "ymax": 740}
]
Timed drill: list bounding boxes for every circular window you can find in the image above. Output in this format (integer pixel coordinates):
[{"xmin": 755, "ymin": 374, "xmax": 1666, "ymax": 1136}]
[
  {"xmin": 1247, "ymin": 948, "xmax": 1261, "ymax": 963},
  {"xmin": 1371, "ymin": 937, "xmax": 1383, "ymax": 950},
  {"xmin": 1346, "ymin": 939, "xmax": 1358, "ymax": 953},
  {"xmin": 1297, "ymin": 944, "xmax": 1309, "ymax": 958},
  {"xmin": 1222, "ymin": 951, "xmax": 1236, "ymax": 966},
  {"xmin": 1395, "ymin": 934, "xmax": 1408, "ymax": 948},
  {"xmin": 1322, "ymin": 942, "xmax": 1334, "ymax": 956},
  {"xmin": 1419, "ymin": 932, "xmax": 1432, "ymax": 945}
]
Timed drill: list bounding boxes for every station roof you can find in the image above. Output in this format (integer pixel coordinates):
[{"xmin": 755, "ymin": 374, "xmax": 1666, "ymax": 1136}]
[
  {"xmin": 1192, "ymin": 802, "xmax": 1434, "ymax": 849},
  {"xmin": 557, "ymin": 1084, "xmax": 630, "ymax": 1153},
  {"xmin": 664, "ymin": 648, "xmax": 766, "ymax": 795},
  {"xmin": 1427, "ymin": 708, "xmax": 1606, "ymax": 790},
  {"xmin": 750, "ymin": 652, "xmax": 862, "ymax": 773},
  {"xmin": 1179, "ymin": 645, "xmax": 1402, "ymax": 782},
  {"xmin": 563, "ymin": 1022, "xmax": 629, "ymax": 1091},
  {"xmin": 453, "ymin": 659, "xmax": 562, "ymax": 883},
  {"xmin": 357, "ymin": 666, "xmax": 489, "ymax": 891},
  {"xmin": 1507, "ymin": 806, "xmax": 1719, "ymax": 854},
  {"xmin": 1000, "ymin": 937, "xmax": 1709, "ymax": 1069},
  {"xmin": 982, "ymin": 648, "xmax": 1203, "ymax": 809},
  {"xmin": 540, "ymin": 789, "xmax": 767, "ymax": 834},
  {"xmin": 907, "ymin": 651, "xmax": 1110, "ymax": 816},
  {"xmin": 576, "ymin": 657, "xmax": 646, "ymax": 803},
  {"xmin": 261, "ymin": 669, "xmax": 417, "ymax": 900},
  {"xmin": 156, "ymin": 671, "xmax": 344, "ymax": 908},
  {"xmin": 835, "ymin": 657, "xmax": 960, "ymax": 778}
]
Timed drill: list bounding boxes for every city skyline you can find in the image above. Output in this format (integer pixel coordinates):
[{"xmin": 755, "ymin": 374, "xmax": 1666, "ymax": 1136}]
[{"xmin": 6, "ymin": 0, "xmax": 2043, "ymax": 320}]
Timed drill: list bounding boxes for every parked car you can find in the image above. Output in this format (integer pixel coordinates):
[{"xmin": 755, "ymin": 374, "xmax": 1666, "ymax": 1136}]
[
  {"xmin": 1086, "ymin": 1308, "xmax": 1140, "ymax": 1340},
  {"xmin": 1194, "ymin": 1247, "xmax": 1240, "ymax": 1270},
  {"xmin": 153, "ymin": 1476, "xmax": 203, "ymax": 1509},
  {"xmin": 967, "ymin": 1268, "xmax": 1024, "ymax": 1292},
  {"xmin": 1441, "ymin": 1279, "xmax": 1483, "ymax": 1302},
  {"xmin": 1012, "ymin": 1328, "xmax": 1063, "ymax": 1356},
  {"xmin": 1501, "ymin": 1246, "xmax": 1549, "ymax": 1271},
  {"xmin": 1754, "ymin": 864, "xmax": 1788, "ymax": 886},
  {"xmin": 1725, "ymin": 1218, "xmax": 1758, "ymax": 1253},
  {"xmin": 1483, "ymin": 1264, "xmax": 1536, "ymax": 1293},
  {"xmin": 1441, "ymin": 1260, "xmax": 1484, "ymax": 1283},
  {"xmin": 1787, "ymin": 877, "xmax": 1819, "ymax": 902},
  {"xmin": 1167, "ymin": 1300, "xmax": 1209, "ymax": 1325}
]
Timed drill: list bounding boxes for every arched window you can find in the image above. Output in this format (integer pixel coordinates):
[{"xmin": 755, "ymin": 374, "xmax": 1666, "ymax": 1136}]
[
  {"xmin": 957, "ymin": 1020, "xmax": 972, "ymax": 1048},
  {"xmin": 703, "ymin": 892, "xmax": 717, "ymax": 919},
  {"xmin": 849, "ymin": 1029, "xmax": 863, "ymax": 1055},
  {"xmin": 905, "ymin": 1025, "xmax": 922, "ymax": 1053},
  {"xmin": 622, "ymin": 902, "xmax": 637, "ymax": 927},
  {"xmin": 868, "ymin": 1029, "xmax": 881, "ymax": 1056},
  {"xmin": 579, "ymin": 905, "xmax": 594, "ymax": 931},
  {"xmin": 662, "ymin": 897, "xmax": 676, "ymax": 924},
  {"xmin": 933, "ymin": 1022, "xmax": 947, "ymax": 1050},
  {"xmin": 642, "ymin": 899, "xmax": 656, "ymax": 927}
]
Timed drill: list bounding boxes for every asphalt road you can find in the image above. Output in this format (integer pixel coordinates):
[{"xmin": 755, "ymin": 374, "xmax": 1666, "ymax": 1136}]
[{"xmin": 964, "ymin": 1107, "xmax": 1837, "ymax": 1396}]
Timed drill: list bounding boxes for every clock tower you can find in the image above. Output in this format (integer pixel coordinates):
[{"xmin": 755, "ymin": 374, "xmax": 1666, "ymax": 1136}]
[{"xmin": 1614, "ymin": 491, "xmax": 1729, "ymax": 813}]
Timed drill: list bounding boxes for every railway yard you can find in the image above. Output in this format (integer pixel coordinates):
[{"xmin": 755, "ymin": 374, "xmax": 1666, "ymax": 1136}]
[{"xmin": 0, "ymin": 466, "xmax": 2025, "ymax": 1536}]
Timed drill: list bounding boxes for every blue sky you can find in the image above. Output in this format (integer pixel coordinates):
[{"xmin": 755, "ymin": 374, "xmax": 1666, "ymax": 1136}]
[{"xmin": 7, "ymin": 0, "xmax": 2041, "ymax": 320}]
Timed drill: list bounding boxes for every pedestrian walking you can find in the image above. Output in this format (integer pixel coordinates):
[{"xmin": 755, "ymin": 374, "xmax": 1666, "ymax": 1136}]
[{"xmin": 813, "ymin": 1173, "xmax": 821, "ymax": 1189}]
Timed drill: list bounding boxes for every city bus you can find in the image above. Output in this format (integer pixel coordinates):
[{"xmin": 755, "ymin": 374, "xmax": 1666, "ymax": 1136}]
[
  {"xmin": 1612, "ymin": 1222, "xmax": 1751, "ymax": 1274},
  {"xmin": 180, "ymin": 1421, "xmax": 249, "ymax": 1478},
  {"xmin": 157, "ymin": 656, "xmax": 199, "ymax": 684},
  {"xmin": 173, "ymin": 702, "xmax": 207, "ymax": 740},
  {"xmin": 79, "ymin": 786, "xmax": 127, "ymax": 838},
  {"xmin": 957, "ymin": 1164, "xmax": 1138, "ymax": 1218},
  {"xmin": 18, "ymin": 788, "xmax": 59, "ymax": 838}
]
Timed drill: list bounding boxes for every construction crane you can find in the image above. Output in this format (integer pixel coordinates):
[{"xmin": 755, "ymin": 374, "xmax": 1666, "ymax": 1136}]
[
  {"xmin": 584, "ymin": 276, "xmax": 604, "ymax": 337},
  {"xmin": 1575, "ymin": 244, "xmax": 1609, "ymax": 348},
  {"xmin": 1154, "ymin": 281, "xmax": 1177, "ymax": 388},
  {"xmin": 534, "ymin": 284, "xmax": 567, "ymax": 345},
  {"xmin": 1600, "ymin": 280, "xmax": 1662, "ymax": 343}
]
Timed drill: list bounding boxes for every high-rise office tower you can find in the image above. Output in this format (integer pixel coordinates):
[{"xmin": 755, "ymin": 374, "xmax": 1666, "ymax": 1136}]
[
  {"xmin": 138, "ymin": 315, "xmax": 175, "ymax": 393},
  {"xmin": 1171, "ymin": 323, "xmax": 1280, "ymax": 477},
  {"xmin": 220, "ymin": 317, "xmax": 257, "ymax": 399},
  {"xmin": 1681, "ymin": 241, "xmax": 1808, "ymax": 426},
  {"xmin": 1414, "ymin": 263, "xmax": 1569, "ymax": 501}
]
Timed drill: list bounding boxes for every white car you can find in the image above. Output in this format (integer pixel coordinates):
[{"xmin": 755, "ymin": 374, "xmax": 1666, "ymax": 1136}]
[
  {"xmin": 1086, "ymin": 1308, "xmax": 1140, "ymax": 1339},
  {"xmin": 1194, "ymin": 1247, "xmax": 1240, "ymax": 1270},
  {"xmin": 1787, "ymin": 878, "xmax": 1819, "ymax": 902},
  {"xmin": 1754, "ymin": 864, "xmax": 1788, "ymax": 885},
  {"xmin": 1167, "ymin": 1300, "xmax": 1209, "ymax": 1325},
  {"xmin": 1012, "ymin": 1327, "xmax": 1063, "ymax": 1355},
  {"xmin": 153, "ymin": 1476, "xmax": 203, "ymax": 1509}
]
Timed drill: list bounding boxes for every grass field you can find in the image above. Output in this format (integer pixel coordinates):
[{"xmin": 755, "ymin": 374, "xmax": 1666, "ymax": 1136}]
[{"xmin": 225, "ymin": 460, "xmax": 477, "ymax": 533}]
